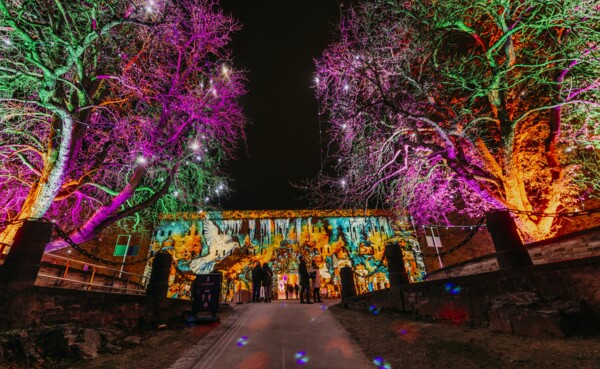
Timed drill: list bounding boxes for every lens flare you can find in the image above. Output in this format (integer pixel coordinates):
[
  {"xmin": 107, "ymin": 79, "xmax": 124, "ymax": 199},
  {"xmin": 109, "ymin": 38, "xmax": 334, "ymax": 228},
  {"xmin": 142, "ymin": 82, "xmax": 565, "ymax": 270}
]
[
  {"xmin": 236, "ymin": 336, "xmax": 249, "ymax": 347},
  {"xmin": 444, "ymin": 282, "xmax": 462, "ymax": 295},
  {"xmin": 295, "ymin": 351, "xmax": 309, "ymax": 365},
  {"xmin": 373, "ymin": 356, "xmax": 392, "ymax": 368},
  {"xmin": 368, "ymin": 304, "xmax": 380, "ymax": 315}
]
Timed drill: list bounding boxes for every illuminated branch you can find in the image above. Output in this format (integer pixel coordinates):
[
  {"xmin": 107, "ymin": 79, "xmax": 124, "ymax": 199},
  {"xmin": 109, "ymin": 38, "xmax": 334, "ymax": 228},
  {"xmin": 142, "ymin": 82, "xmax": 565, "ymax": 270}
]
[
  {"xmin": 0, "ymin": 0, "xmax": 246, "ymax": 248},
  {"xmin": 310, "ymin": 0, "xmax": 599, "ymax": 240}
]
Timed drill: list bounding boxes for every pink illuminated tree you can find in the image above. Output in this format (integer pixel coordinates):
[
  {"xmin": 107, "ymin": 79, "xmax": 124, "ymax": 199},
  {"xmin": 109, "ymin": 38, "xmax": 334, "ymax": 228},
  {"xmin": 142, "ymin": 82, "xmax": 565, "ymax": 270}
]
[
  {"xmin": 0, "ymin": 0, "xmax": 245, "ymax": 250},
  {"xmin": 312, "ymin": 0, "xmax": 600, "ymax": 240}
]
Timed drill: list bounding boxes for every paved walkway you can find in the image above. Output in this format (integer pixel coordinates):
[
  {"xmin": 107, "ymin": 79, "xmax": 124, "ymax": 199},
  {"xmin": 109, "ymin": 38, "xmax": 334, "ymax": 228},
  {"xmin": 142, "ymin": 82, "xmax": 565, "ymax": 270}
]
[{"xmin": 170, "ymin": 300, "xmax": 374, "ymax": 369}]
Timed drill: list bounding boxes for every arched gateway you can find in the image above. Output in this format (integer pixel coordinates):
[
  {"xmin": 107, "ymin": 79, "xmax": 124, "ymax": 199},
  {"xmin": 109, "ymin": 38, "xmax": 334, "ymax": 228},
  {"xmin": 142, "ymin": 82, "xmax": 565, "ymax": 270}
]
[{"xmin": 144, "ymin": 209, "xmax": 426, "ymax": 301}]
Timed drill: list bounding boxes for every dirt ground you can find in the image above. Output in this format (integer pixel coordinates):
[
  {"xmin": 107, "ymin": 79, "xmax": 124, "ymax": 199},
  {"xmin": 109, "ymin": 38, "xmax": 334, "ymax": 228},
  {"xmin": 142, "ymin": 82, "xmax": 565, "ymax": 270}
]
[
  {"xmin": 66, "ymin": 323, "xmax": 217, "ymax": 369},
  {"xmin": 328, "ymin": 305, "xmax": 600, "ymax": 369},
  {"xmin": 11, "ymin": 303, "xmax": 599, "ymax": 369}
]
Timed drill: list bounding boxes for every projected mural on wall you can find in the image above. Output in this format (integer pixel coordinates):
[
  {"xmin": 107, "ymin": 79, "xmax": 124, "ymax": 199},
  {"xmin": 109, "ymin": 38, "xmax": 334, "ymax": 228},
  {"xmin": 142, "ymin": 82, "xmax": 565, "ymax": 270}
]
[{"xmin": 144, "ymin": 210, "xmax": 426, "ymax": 300}]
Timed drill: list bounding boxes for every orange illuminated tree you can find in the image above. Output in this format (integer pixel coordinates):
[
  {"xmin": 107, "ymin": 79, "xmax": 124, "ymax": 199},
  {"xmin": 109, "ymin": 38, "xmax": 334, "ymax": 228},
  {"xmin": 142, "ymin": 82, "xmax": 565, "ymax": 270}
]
[{"xmin": 312, "ymin": 0, "xmax": 600, "ymax": 240}]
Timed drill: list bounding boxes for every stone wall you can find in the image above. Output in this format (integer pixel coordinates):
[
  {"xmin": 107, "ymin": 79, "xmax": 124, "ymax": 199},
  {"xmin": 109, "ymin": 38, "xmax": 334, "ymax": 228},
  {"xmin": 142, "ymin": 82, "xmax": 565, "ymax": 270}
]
[
  {"xmin": 36, "ymin": 262, "xmax": 145, "ymax": 294},
  {"xmin": 415, "ymin": 224, "xmax": 495, "ymax": 275},
  {"xmin": 416, "ymin": 199, "xmax": 600, "ymax": 275},
  {"xmin": 343, "ymin": 255, "xmax": 600, "ymax": 337},
  {"xmin": 0, "ymin": 286, "xmax": 191, "ymax": 331},
  {"xmin": 48, "ymin": 224, "xmax": 153, "ymax": 277},
  {"xmin": 527, "ymin": 226, "xmax": 600, "ymax": 264},
  {"xmin": 425, "ymin": 225, "xmax": 600, "ymax": 280}
]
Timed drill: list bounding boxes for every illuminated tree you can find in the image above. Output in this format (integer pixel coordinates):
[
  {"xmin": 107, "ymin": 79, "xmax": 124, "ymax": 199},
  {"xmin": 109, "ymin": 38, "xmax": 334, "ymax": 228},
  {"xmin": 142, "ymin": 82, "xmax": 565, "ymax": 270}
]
[
  {"xmin": 0, "ymin": 0, "xmax": 245, "ymax": 250},
  {"xmin": 313, "ymin": 0, "xmax": 600, "ymax": 240}
]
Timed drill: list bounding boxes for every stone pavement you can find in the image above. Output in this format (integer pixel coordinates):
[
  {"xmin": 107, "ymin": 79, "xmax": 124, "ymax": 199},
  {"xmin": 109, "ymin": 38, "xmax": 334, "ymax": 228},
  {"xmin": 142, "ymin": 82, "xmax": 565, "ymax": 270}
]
[{"xmin": 170, "ymin": 300, "xmax": 374, "ymax": 369}]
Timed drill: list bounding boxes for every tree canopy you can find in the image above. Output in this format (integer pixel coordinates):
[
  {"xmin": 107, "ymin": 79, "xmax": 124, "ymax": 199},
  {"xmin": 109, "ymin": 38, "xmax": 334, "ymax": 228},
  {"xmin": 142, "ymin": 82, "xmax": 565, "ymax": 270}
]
[
  {"xmin": 312, "ymin": 0, "xmax": 600, "ymax": 240},
  {"xmin": 0, "ymin": 0, "xmax": 245, "ymax": 250}
]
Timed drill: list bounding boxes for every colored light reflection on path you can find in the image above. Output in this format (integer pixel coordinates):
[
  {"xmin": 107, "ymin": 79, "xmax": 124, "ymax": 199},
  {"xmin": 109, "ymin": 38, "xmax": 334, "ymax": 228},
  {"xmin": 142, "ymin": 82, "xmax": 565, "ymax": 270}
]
[{"xmin": 171, "ymin": 300, "xmax": 373, "ymax": 369}]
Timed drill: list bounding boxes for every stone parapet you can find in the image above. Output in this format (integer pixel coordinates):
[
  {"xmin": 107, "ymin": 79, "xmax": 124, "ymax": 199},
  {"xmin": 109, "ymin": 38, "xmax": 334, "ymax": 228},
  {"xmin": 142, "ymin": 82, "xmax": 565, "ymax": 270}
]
[
  {"xmin": 343, "ymin": 255, "xmax": 600, "ymax": 338},
  {"xmin": 0, "ymin": 285, "xmax": 191, "ymax": 331}
]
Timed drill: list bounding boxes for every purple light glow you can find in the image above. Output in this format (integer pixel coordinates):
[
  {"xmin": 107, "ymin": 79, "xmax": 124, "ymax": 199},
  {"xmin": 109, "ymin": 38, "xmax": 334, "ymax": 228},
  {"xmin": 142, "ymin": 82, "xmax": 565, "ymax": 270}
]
[{"xmin": 0, "ymin": 0, "xmax": 246, "ymax": 249}]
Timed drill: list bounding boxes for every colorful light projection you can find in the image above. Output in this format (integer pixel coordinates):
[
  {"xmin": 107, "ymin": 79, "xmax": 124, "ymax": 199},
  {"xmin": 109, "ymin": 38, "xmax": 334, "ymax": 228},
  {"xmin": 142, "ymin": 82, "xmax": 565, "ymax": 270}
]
[
  {"xmin": 145, "ymin": 210, "xmax": 426, "ymax": 300},
  {"xmin": 313, "ymin": 0, "xmax": 600, "ymax": 241}
]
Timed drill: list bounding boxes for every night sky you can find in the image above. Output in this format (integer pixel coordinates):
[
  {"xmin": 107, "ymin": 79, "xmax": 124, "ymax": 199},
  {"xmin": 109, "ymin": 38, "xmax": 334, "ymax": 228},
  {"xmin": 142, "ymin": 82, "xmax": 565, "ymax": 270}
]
[{"xmin": 218, "ymin": 0, "xmax": 357, "ymax": 210}]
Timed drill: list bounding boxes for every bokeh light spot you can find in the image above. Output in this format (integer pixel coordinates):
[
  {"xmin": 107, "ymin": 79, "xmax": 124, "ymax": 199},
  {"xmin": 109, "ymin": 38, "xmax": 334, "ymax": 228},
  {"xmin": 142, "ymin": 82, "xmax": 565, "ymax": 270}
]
[
  {"xmin": 295, "ymin": 351, "xmax": 309, "ymax": 365},
  {"xmin": 237, "ymin": 336, "xmax": 249, "ymax": 347},
  {"xmin": 373, "ymin": 356, "xmax": 392, "ymax": 369},
  {"xmin": 444, "ymin": 282, "xmax": 462, "ymax": 295}
]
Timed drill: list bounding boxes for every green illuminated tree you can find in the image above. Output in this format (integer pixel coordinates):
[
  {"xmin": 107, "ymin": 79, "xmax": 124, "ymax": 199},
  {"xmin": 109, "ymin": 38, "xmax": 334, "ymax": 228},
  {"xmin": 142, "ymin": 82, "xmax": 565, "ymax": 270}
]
[
  {"xmin": 0, "ymin": 0, "xmax": 245, "ymax": 250},
  {"xmin": 313, "ymin": 0, "xmax": 600, "ymax": 240}
]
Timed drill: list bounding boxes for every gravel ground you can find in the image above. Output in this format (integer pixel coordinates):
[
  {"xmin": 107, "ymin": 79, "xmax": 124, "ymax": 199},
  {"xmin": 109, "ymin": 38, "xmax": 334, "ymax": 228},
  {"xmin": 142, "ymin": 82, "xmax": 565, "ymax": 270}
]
[
  {"xmin": 67, "ymin": 310, "xmax": 233, "ymax": 369},
  {"xmin": 328, "ymin": 304, "xmax": 600, "ymax": 369},
  {"xmin": 8, "ymin": 303, "xmax": 598, "ymax": 369}
]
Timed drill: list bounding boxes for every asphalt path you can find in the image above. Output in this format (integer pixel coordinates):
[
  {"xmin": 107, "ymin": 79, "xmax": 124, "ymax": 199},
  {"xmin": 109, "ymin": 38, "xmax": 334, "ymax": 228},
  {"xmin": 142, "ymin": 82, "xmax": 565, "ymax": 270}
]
[{"xmin": 170, "ymin": 300, "xmax": 374, "ymax": 369}]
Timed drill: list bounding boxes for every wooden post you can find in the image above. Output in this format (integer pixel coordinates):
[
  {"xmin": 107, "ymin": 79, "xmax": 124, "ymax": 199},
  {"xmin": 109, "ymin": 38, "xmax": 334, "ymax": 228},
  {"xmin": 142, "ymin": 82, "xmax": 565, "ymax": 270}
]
[
  {"xmin": 0, "ymin": 220, "xmax": 53, "ymax": 290},
  {"xmin": 340, "ymin": 266, "xmax": 356, "ymax": 302},
  {"xmin": 486, "ymin": 210, "xmax": 533, "ymax": 269},
  {"xmin": 384, "ymin": 242, "xmax": 409, "ymax": 286},
  {"xmin": 146, "ymin": 252, "xmax": 173, "ymax": 298}
]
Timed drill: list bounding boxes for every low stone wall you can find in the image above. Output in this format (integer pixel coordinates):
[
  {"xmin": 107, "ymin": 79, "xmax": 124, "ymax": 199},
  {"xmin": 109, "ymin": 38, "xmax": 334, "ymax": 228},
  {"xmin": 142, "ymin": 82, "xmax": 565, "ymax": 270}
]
[
  {"xmin": 425, "ymin": 225, "xmax": 600, "ymax": 280},
  {"xmin": 0, "ymin": 286, "xmax": 191, "ymax": 331},
  {"xmin": 344, "ymin": 255, "xmax": 600, "ymax": 338},
  {"xmin": 528, "ymin": 226, "xmax": 600, "ymax": 264},
  {"xmin": 424, "ymin": 254, "xmax": 499, "ymax": 280}
]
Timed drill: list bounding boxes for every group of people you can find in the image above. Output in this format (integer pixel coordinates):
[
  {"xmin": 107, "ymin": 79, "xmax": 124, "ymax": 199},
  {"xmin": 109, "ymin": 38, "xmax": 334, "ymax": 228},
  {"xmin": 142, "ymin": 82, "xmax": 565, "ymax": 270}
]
[
  {"xmin": 298, "ymin": 255, "xmax": 322, "ymax": 304},
  {"xmin": 251, "ymin": 261, "xmax": 274, "ymax": 303},
  {"xmin": 284, "ymin": 282, "xmax": 300, "ymax": 299},
  {"xmin": 249, "ymin": 255, "xmax": 323, "ymax": 304}
]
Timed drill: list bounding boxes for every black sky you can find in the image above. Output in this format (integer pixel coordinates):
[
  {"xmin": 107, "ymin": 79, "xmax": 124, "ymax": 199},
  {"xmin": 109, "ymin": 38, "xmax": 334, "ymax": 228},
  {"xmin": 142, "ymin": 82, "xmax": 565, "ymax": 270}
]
[{"xmin": 218, "ymin": 0, "xmax": 356, "ymax": 210}]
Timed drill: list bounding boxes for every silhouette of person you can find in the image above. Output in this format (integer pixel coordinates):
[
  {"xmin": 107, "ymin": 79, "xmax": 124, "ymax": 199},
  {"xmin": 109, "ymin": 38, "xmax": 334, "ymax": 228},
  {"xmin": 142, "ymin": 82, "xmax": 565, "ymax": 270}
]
[
  {"xmin": 298, "ymin": 255, "xmax": 312, "ymax": 304},
  {"xmin": 310, "ymin": 260, "xmax": 322, "ymax": 303},
  {"xmin": 262, "ymin": 262, "xmax": 273, "ymax": 303},
  {"xmin": 251, "ymin": 261, "xmax": 263, "ymax": 303}
]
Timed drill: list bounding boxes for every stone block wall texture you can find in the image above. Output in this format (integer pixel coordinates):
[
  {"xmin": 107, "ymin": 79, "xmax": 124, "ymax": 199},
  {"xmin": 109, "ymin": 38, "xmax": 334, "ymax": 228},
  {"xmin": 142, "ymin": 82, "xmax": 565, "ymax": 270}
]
[
  {"xmin": 418, "ymin": 198, "xmax": 600, "ymax": 275},
  {"xmin": 416, "ymin": 225, "xmax": 495, "ymax": 275},
  {"xmin": 344, "ymin": 255, "xmax": 600, "ymax": 337},
  {"xmin": 48, "ymin": 223, "xmax": 153, "ymax": 277},
  {"xmin": 425, "ymin": 226, "xmax": 600, "ymax": 280},
  {"xmin": 0, "ymin": 286, "xmax": 191, "ymax": 330},
  {"xmin": 35, "ymin": 263, "xmax": 145, "ymax": 294}
]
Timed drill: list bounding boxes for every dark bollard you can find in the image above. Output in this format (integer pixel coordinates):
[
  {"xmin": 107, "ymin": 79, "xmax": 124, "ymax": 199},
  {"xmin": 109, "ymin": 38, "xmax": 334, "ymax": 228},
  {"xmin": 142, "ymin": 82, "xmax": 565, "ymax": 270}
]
[
  {"xmin": 487, "ymin": 210, "xmax": 533, "ymax": 269},
  {"xmin": 340, "ymin": 266, "xmax": 356, "ymax": 302},
  {"xmin": 0, "ymin": 220, "xmax": 53, "ymax": 289},
  {"xmin": 384, "ymin": 242, "xmax": 409, "ymax": 287},
  {"xmin": 192, "ymin": 272, "xmax": 222, "ymax": 318},
  {"xmin": 146, "ymin": 252, "xmax": 173, "ymax": 298}
]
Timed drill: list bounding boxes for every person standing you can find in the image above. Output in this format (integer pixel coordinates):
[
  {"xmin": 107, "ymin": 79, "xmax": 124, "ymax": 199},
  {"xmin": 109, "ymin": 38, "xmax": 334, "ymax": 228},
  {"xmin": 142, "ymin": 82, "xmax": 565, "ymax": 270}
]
[
  {"xmin": 251, "ymin": 261, "xmax": 263, "ymax": 303},
  {"xmin": 310, "ymin": 260, "xmax": 322, "ymax": 303},
  {"xmin": 285, "ymin": 282, "xmax": 290, "ymax": 300},
  {"xmin": 262, "ymin": 262, "xmax": 274, "ymax": 303},
  {"xmin": 298, "ymin": 255, "xmax": 312, "ymax": 304},
  {"xmin": 293, "ymin": 283, "xmax": 299, "ymax": 299}
]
